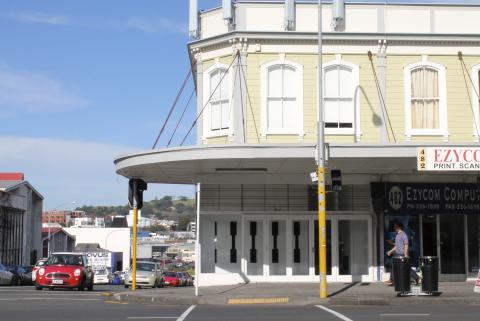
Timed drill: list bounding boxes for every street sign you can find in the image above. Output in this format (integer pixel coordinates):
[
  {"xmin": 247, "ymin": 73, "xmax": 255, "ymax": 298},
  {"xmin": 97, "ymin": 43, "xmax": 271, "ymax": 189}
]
[
  {"xmin": 418, "ymin": 147, "xmax": 480, "ymax": 171},
  {"xmin": 310, "ymin": 171, "xmax": 318, "ymax": 182}
]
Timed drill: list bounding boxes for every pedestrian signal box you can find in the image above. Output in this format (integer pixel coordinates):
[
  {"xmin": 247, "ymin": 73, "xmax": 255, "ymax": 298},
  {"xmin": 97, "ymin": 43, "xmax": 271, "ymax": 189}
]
[{"xmin": 331, "ymin": 169, "xmax": 342, "ymax": 191}]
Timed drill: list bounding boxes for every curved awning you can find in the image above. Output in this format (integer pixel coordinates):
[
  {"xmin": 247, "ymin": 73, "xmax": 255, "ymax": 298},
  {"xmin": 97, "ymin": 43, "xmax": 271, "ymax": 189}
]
[{"xmin": 113, "ymin": 143, "xmax": 434, "ymax": 185}]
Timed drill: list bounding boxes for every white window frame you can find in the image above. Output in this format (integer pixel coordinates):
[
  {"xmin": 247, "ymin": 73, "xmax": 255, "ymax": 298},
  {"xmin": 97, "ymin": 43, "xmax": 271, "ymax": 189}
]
[
  {"xmin": 203, "ymin": 63, "xmax": 233, "ymax": 140},
  {"xmin": 404, "ymin": 59, "xmax": 448, "ymax": 141},
  {"xmin": 260, "ymin": 58, "xmax": 304, "ymax": 138},
  {"xmin": 322, "ymin": 58, "xmax": 360, "ymax": 136},
  {"xmin": 471, "ymin": 64, "xmax": 480, "ymax": 142}
]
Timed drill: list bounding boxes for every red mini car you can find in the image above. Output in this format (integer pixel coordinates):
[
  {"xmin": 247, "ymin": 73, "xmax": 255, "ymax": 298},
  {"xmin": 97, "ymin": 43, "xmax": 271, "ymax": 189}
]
[
  {"xmin": 35, "ymin": 252, "xmax": 94, "ymax": 291},
  {"xmin": 162, "ymin": 271, "xmax": 180, "ymax": 287}
]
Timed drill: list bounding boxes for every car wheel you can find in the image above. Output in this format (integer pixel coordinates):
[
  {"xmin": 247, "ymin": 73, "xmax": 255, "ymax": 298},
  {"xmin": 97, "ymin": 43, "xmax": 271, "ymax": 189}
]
[
  {"xmin": 16, "ymin": 278, "xmax": 22, "ymax": 286},
  {"xmin": 35, "ymin": 285, "xmax": 42, "ymax": 291},
  {"xmin": 49, "ymin": 287, "xmax": 54, "ymax": 291},
  {"xmin": 87, "ymin": 283, "xmax": 93, "ymax": 291},
  {"xmin": 124, "ymin": 285, "xmax": 129, "ymax": 289}
]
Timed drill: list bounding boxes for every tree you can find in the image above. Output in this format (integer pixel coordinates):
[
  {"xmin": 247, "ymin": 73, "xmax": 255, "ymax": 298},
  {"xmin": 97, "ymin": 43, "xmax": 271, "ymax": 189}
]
[{"xmin": 178, "ymin": 216, "xmax": 191, "ymax": 231}]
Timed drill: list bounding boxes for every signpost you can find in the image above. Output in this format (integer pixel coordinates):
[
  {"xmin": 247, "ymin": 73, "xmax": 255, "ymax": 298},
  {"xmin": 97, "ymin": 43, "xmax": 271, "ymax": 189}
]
[{"xmin": 418, "ymin": 147, "xmax": 480, "ymax": 171}]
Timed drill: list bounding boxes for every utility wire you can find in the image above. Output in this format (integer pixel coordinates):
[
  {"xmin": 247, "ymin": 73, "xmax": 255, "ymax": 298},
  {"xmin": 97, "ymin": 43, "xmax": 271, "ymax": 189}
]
[
  {"xmin": 180, "ymin": 51, "xmax": 239, "ymax": 146},
  {"xmin": 167, "ymin": 89, "xmax": 196, "ymax": 147},
  {"xmin": 458, "ymin": 51, "xmax": 480, "ymax": 139},
  {"xmin": 368, "ymin": 51, "xmax": 397, "ymax": 142},
  {"xmin": 152, "ymin": 61, "xmax": 196, "ymax": 149}
]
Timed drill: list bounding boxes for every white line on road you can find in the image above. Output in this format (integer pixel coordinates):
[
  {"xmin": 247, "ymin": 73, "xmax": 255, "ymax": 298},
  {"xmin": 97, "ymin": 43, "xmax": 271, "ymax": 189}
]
[
  {"xmin": 127, "ymin": 305, "xmax": 196, "ymax": 321},
  {"xmin": 176, "ymin": 305, "xmax": 196, "ymax": 321},
  {"xmin": 0, "ymin": 298, "xmax": 103, "ymax": 301},
  {"xmin": 380, "ymin": 314, "xmax": 430, "ymax": 316},
  {"xmin": 316, "ymin": 305, "xmax": 354, "ymax": 321}
]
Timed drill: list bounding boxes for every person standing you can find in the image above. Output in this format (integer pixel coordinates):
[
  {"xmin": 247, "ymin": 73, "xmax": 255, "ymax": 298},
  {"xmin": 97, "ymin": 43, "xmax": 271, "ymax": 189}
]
[{"xmin": 385, "ymin": 221, "xmax": 409, "ymax": 285}]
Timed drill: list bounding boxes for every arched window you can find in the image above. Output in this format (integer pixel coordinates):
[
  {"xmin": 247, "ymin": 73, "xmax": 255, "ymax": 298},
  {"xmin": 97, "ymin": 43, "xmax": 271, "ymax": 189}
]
[
  {"xmin": 323, "ymin": 59, "xmax": 359, "ymax": 135},
  {"xmin": 203, "ymin": 64, "xmax": 231, "ymax": 138},
  {"xmin": 261, "ymin": 58, "xmax": 304, "ymax": 137},
  {"xmin": 404, "ymin": 59, "xmax": 447, "ymax": 140}
]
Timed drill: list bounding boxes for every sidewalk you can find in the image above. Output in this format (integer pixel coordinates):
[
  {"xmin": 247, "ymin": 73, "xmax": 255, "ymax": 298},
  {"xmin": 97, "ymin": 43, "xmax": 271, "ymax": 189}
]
[{"xmin": 113, "ymin": 282, "xmax": 480, "ymax": 306}]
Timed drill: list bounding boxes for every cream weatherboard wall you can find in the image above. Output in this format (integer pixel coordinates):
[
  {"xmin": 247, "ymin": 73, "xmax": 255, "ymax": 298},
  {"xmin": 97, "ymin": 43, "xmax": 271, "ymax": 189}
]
[{"xmin": 201, "ymin": 52, "xmax": 480, "ymax": 145}]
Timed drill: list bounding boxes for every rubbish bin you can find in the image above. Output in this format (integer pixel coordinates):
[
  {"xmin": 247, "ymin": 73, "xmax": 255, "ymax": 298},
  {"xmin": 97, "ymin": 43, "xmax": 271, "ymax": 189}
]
[
  {"xmin": 392, "ymin": 256, "xmax": 411, "ymax": 293},
  {"xmin": 420, "ymin": 256, "xmax": 439, "ymax": 293}
]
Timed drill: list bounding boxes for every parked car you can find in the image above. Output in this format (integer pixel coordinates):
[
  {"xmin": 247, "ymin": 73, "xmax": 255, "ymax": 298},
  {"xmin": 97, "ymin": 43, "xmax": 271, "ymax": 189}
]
[
  {"xmin": 176, "ymin": 272, "xmax": 187, "ymax": 286},
  {"xmin": 177, "ymin": 272, "xmax": 193, "ymax": 286},
  {"xmin": 0, "ymin": 264, "xmax": 14, "ymax": 285},
  {"xmin": 162, "ymin": 271, "xmax": 180, "ymax": 287},
  {"xmin": 32, "ymin": 259, "xmax": 47, "ymax": 282},
  {"xmin": 35, "ymin": 252, "xmax": 94, "ymax": 291},
  {"xmin": 124, "ymin": 261, "xmax": 164, "ymax": 289},
  {"xmin": 93, "ymin": 269, "xmax": 111, "ymax": 284},
  {"xmin": 7, "ymin": 266, "xmax": 33, "ymax": 285},
  {"xmin": 113, "ymin": 271, "xmax": 126, "ymax": 284}
]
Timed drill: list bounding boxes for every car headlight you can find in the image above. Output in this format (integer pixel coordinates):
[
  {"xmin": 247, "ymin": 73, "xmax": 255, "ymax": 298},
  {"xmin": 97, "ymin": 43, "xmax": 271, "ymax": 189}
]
[
  {"xmin": 74, "ymin": 269, "xmax": 81, "ymax": 277},
  {"xmin": 38, "ymin": 268, "xmax": 45, "ymax": 276},
  {"xmin": 150, "ymin": 273, "xmax": 155, "ymax": 278}
]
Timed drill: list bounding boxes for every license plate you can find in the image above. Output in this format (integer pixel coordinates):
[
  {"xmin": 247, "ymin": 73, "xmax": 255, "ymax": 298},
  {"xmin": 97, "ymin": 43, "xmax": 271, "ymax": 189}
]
[{"xmin": 52, "ymin": 279, "xmax": 63, "ymax": 284}]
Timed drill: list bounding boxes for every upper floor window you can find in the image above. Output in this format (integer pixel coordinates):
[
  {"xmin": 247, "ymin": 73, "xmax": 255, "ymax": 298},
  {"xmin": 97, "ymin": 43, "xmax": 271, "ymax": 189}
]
[
  {"xmin": 404, "ymin": 59, "xmax": 448, "ymax": 140},
  {"xmin": 323, "ymin": 59, "xmax": 359, "ymax": 136},
  {"xmin": 261, "ymin": 58, "xmax": 304, "ymax": 137},
  {"xmin": 471, "ymin": 65, "xmax": 480, "ymax": 141},
  {"xmin": 203, "ymin": 64, "xmax": 231, "ymax": 138}
]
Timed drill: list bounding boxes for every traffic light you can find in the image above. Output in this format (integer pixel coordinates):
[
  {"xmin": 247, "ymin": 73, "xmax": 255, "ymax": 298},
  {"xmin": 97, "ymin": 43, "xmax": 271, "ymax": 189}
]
[
  {"xmin": 331, "ymin": 169, "xmax": 342, "ymax": 191},
  {"xmin": 128, "ymin": 178, "xmax": 148, "ymax": 209}
]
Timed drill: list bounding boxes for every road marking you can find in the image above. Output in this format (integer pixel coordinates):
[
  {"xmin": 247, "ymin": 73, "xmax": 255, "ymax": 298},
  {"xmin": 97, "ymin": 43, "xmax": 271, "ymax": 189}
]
[
  {"xmin": 380, "ymin": 314, "xmax": 430, "ymax": 317},
  {"xmin": 105, "ymin": 300, "xmax": 128, "ymax": 305},
  {"xmin": 127, "ymin": 318, "xmax": 177, "ymax": 319},
  {"xmin": 316, "ymin": 305, "xmax": 354, "ymax": 321},
  {"xmin": 228, "ymin": 297, "xmax": 289, "ymax": 304},
  {"xmin": 177, "ymin": 305, "xmax": 196, "ymax": 321},
  {"xmin": 0, "ymin": 298, "xmax": 102, "ymax": 301}
]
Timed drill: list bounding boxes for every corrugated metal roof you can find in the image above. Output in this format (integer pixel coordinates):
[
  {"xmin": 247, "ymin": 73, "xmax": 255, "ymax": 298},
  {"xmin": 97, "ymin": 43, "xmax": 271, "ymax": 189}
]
[
  {"xmin": 0, "ymin": 180, "xmax": 44, "ymax": 199},
  {"xmin": 237, "ymin": 0, "xmax": 480, "ymax": 6}
]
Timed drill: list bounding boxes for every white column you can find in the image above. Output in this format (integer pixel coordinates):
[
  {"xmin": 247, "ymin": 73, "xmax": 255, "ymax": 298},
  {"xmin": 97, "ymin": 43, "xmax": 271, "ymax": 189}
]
[
  {"xmin": 286, "ymin": 219, "xmax": 293, "ymax": 277},
  {"xmin": 195, "ymin": 58, "xmax": 204, "ymax": 145},
  {"xmin": 194, "ymin": 183, "xmax": 201, "ymax": 296}
]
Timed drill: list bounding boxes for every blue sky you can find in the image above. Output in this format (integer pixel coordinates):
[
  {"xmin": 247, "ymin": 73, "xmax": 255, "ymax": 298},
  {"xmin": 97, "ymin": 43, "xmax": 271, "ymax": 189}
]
[{"xmin": 0, "ymin": 0, "xmax": 221, "ymax": 210}]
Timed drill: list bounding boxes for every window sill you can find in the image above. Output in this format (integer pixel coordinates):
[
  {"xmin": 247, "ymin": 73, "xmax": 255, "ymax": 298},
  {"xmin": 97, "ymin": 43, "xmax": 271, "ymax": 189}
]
[
  {"xmin": 405, "ymin": 129, "xmax": 449, "ymax": 141},
  {"xmin": 203, "ymin": 130, "xmax": 230, "ymax": 140}
]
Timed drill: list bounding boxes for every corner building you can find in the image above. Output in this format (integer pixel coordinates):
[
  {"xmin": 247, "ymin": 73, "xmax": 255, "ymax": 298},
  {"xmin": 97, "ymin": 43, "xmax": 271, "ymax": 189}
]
[{"xmin": 115, "ymin": 0, "xmax": 480, "ymax": 285}]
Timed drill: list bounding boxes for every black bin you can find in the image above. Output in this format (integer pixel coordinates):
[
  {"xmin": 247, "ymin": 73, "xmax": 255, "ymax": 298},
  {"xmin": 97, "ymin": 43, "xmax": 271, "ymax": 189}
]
[
  {"xmin": 392, "ymin": 256, "xmax": 411, "ymax": 293},
  {"xmin": 420, "ymin": 256, "xmax": 439, "ymax": 293}
]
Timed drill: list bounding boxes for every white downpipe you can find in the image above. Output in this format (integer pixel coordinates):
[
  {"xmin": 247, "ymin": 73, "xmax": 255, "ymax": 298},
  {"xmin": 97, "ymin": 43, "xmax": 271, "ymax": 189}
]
[{"xmin": 194, "ymin": 183, "xmax": 201, "ymax": 296}]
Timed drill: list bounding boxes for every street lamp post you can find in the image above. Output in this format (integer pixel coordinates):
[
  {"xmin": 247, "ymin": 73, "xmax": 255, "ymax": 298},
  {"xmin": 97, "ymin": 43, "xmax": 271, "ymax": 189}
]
[
  {"xmin": 317, "ymin": 0, "xmax": 327, "ymax": 299},
  {"xmin": 47, "ymin": 201, "xmax": 76, "ymax": 256}
]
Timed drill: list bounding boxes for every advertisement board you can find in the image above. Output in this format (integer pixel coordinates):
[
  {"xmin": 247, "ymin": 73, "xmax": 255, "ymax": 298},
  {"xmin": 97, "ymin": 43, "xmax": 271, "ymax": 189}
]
[
  {"xmin": 85, "ymin": 252, "xmax": 111, "ymax": 270},
  {"xmin": 418, "ymin": 147, "xmax": 480, "ymax": 171}
]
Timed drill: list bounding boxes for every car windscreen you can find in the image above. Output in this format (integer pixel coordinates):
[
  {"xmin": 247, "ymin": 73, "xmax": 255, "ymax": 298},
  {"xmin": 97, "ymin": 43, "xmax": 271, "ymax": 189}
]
[
  {"xmin": 163, "ymin": 272, "xmax": 177, "ymax": 277},
  {"xmin": 135, "ymin": 263, "xmax": 155, "ymax": 272},
  {"xmin": 94, "ymin": 270, "xmax": 107, "ymax": 275},
  {"xmin": 46, "ymin": 254, "xmax": 84, "ymax": 266}
]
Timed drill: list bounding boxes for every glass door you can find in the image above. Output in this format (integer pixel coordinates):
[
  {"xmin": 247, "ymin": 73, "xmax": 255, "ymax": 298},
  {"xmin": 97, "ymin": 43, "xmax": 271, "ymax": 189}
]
[{"xmin": 439, "ymin": 215, "xmax": 466, "ymax": 280}]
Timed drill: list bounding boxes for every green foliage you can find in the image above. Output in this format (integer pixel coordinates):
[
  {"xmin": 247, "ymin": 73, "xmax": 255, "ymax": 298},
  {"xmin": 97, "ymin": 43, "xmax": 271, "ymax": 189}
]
[{"xmin": 75, "ymin": 195, "xmax": 195, "ymax": 230}]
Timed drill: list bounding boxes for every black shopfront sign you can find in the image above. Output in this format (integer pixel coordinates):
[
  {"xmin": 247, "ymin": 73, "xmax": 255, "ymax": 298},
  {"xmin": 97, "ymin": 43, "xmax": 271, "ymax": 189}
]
[{"xmin": 371, "ymin": 182, "xmax": 480, "ymax": 214}]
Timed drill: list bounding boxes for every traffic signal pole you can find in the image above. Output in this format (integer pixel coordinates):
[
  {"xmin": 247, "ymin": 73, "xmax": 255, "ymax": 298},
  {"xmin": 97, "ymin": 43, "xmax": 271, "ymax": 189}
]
[
  {"xmin": 132, "ymin": 204, "xmax": 138, "ymax": 291},
  {"xmin": 317, "ymin": 0, "xmax": 327, "ymax": 299}
]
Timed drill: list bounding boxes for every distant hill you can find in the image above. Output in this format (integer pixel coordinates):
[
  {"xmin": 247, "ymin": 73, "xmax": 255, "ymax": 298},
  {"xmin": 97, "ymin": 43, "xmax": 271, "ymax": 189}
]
[{"xmin": 75, "ymin": 196, "xmax": 195, "ymax": 221}]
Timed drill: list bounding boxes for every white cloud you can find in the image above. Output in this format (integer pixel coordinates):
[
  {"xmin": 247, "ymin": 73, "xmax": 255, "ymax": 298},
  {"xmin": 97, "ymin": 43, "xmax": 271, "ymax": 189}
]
[
  {"xmin": 126, "ymin": 17, "xmax": 187, "ymax": 33},
  {"xmin": 11, "ymin": 12, "xmax": 70, "ymax": 25},
  {"xmin": 0, "ymin": 136, "xmax": 194, "ymax": 209},
  {"xmin": 0, "ymin": 66, "xmax": 88, "ymax": 113}
]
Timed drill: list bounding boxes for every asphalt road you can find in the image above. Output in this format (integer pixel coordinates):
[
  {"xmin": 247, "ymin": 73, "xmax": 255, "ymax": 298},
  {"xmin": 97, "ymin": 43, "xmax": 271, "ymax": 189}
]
[{"xmin": 1, "ymin": 285, "xmax": 480, "ymax": 321}]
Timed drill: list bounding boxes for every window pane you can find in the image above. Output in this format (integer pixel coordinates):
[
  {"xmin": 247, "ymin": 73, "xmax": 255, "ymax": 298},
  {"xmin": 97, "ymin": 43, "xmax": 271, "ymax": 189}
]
[
  {"xmin": 282, "ymin": 99, "xmax": 297, "ymax": 129},
  {"xmin": 338, "ymin": 99, "xmax": 354, "ymax": 125},
  {"xmin": 211, "ymin": 102, "xmax": 221, "ymax": 130},
  {"xmin": 220, "ymin": 70, "xmax": 229, "ymax": 100},
  {"xmin": 268, "ymin": 66, "xmax": 282, "ymax": 97},
  {"xmin": 424, "ymin": 100, "xmax": 439, "ymax": 129},
  {"xmin": 339, "ymin": 66, "xmax": 353, "ymax": 98},
  {"xmin": 324, "ymin": 100, "xmax": 339, "ymax": 125},
  {"xmin": 221, "ymin": 102, "xmax": 230, "ymax": 129},
  {"xmin": 267, "ymin": 99, "xmax": 282, "ymax": 129},
  {"xmin": 324, "ymin": 67, "xmax": 339, "ymax": 98},
  {"xmin": 424, "ymin": 68, "xmax": 438, "ymax": 98},
  {"xmin": 283, "ymin": 66, "xmax": 296, "ymax": 98},
  {"xmin": 210, "ymin": 71, "xmax": 220, "ymax": 100},
  {"xmin": 411, "ymin": 68, "xmax": 423, "ymax": 98}
]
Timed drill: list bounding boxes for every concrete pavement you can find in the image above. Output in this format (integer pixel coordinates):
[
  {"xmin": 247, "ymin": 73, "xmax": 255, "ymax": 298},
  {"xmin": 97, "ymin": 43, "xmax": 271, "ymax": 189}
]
[{"xmin": 113, "ymin": 282, "xmax": 480, "ymax": 306}]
